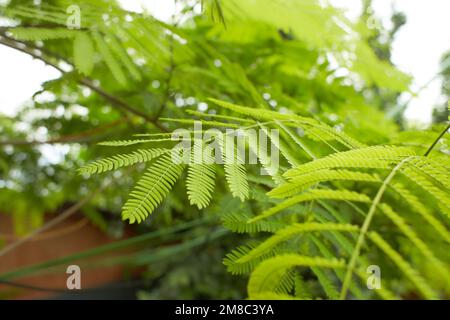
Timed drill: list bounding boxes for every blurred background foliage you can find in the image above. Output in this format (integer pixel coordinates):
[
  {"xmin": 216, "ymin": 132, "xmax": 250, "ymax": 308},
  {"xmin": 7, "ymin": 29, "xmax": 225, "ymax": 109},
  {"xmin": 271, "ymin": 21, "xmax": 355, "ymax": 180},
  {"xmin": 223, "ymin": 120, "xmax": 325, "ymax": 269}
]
[{"xmin": 0, "ymin": 0, "xmax": 448, "ymax": 299}]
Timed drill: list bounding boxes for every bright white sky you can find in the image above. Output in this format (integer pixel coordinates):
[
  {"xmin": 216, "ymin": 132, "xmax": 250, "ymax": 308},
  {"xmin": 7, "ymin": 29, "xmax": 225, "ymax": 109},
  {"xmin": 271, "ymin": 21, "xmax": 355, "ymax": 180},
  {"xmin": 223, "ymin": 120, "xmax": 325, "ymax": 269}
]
[
  {"xmin": 330, "ymin": 0, "xmax": 450, "ymax": 125},
  {"xmin": 0, "ymin": 0, "xmax": 449, "ymax": 126}
]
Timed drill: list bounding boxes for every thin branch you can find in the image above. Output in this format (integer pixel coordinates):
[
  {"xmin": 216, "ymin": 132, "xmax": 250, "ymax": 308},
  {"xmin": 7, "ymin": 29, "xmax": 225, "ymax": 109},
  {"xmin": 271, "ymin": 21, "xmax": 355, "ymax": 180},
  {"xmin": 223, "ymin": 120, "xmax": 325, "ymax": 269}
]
[
  {"xmin": 0, "ymin": 35, "xmax": 64, "ymax": 72},
  {"xmin": 339, "ymin": 156, "xmax": 415, "ymax": 299},
  {"xmin": 424, "ymin": 123, "xmax": 449, "ymax": 156},
  {"xmin": 0, "ymin": 34, "xmax": 167, "ymax": 132},
  {"xmin": 0, "ymin": 218, "xmax": 88, "ymax": 241},
  {"xmin": 0, "ymin": 185, "xmax": 104, "ymax": 258},
  {"xmin": 79, "ymin": 78, "xmax": 167, "ymax": 132}
]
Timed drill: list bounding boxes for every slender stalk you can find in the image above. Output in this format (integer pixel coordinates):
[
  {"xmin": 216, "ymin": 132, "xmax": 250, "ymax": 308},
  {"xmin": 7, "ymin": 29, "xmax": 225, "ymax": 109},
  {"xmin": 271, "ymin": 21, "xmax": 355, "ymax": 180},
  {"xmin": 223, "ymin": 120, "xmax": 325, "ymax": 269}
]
[
  {"xmin": 339, "ymin": 156, "xmax": 414, "ymax": 299},
  {"xmin": 423, "ymin": 123, "xmax": 449, "ymax": 156},
  {"xmin": 0, "ymin": 217, "xmax": 212, "ymax": 280},
  {"xmin": 0, "ymin": 186, "xmax": 104, "ymax": 258},
  {"xmin": 340, "ymin": 122, "xmax": 449, "ymax": 298}
]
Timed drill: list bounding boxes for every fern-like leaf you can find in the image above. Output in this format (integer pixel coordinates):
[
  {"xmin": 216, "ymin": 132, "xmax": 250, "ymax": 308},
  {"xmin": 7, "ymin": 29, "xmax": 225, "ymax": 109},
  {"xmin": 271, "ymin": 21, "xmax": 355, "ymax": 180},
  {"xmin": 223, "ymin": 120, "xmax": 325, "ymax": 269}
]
[
  {"xmin": 186, "ymin": 142, "xmax": 216, "ymax": 209},
  {"xmin": 208, "ymin": 98, "xmax": 364, "ymax": 149},
  {"xmin": 284, "ymin": 145, "xmax": 416, "ymax": 178},
  {"xmin": 73, "ymin": 32, "xmax": 94, "ymax": 75},
  {"xmin": 223, "ymin": 241, "xmax": 293, "ymax": 275},
  {"xmin": 248, "ymin": 124, "xmax": 285, "ymax": 183},
  {"xmin": 235, "ymin": 223, "xmax": 359, "ymax": 264},
  {"xmin": 250, "ymin": 189, "xmax": 370, "ymax": 222},
  {"xmin": 78, "ymin": 148, "xmax": 169, "ymax": 175},
  {"xmin": 105, "ymin": 30, "xmax": 142, "ymax": 81},
  {"xmin": 220, "ymin": 134, "xmax": 249, "ymax": 201},
  {"xmin": 311, "ymin": 267, "xmax": 340, "ymax": 299},
  {"xmin": 391, "ymin": 182, "xmax": 450, "ymax": 243},
  {"xmin": 379, "ymin": 203, "xmax": 450, "ymax": 288},
  {"xmin": 269, "ymin": 169, "xmax": 380, "ymax": 198},
  {"xmin": 401, "ymin": 166, "xmax": 450, "ymax": 217},
  {"xmin": 368, "ymin": 232, "xmax": 439, "ymax": 299},
  {"xmin": 9, "ymin": 27, "xmax": 79, "ymax": 40},
  {"xmin": 98, "ymin": 138, "xmax": 179, "ymax": 146},
  {"xmin": 92, "ymin": 31, "xmax": 127, "ymax": 86},
  {"xmin": 122, "ymin": 153, "xmax": 185, "ymax": 223},
  {"xmin": 222, "ymin": 211, "xmax": 284, "ymax": 233},
  {"xmin": 247, "ymin": 254, "xmax": 345, "ymax": 298}
]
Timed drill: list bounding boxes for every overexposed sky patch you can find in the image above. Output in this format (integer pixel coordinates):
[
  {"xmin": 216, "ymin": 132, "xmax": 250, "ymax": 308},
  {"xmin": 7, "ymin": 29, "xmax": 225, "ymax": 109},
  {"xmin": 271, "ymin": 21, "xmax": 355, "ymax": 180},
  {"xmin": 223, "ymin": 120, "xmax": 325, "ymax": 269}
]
[
  {"xmin": 0, "ymin": 46, "xmax": 60, "ymax": 116},
  {"xmin": 330, "ymin": 0, "xmax": 450, "ymax": 125}
]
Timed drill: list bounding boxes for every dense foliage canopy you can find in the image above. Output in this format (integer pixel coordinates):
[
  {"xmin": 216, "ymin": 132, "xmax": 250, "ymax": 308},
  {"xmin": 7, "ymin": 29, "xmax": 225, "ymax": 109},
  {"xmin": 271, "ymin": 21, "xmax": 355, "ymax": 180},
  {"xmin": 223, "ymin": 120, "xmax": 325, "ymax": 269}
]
[{"xmin": 0, "ymin": 0, "xmax": 449, "ymax": 299}]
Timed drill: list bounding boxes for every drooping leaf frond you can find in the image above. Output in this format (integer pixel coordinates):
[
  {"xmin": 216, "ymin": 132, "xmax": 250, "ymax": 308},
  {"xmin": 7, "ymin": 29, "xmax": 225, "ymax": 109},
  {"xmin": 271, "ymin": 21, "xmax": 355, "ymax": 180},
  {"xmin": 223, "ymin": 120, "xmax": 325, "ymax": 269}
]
[
  {"xmin": 72, "ymin": 91, "xmax": 448, "ymax": 299},
  {"xmin": 401, "ymin": 165, "xmax": 450, "ymax": 217},
  {"xmin": 250, "ymin": 189, "xmax": 371, "ymax": 222},
  {"xmin": 78, "ymin": 148, "xmax": 170, "ymax": 175},
  {"xmin": 223, "ymin": 241, "xmax": 294, "ymax": 275},
  {"xmin": 368, "ymin": 232, "xmax": 439, "ymax": 300},
  {"xmin": 104, "ymin": 29, "xmax": 142, "ymax": 81},
  {"xmin": 122, "ymin": 153, "xmax": 185, "ymax": 224},
  {"xmin": 284, "ymin": 145, "xmax": 416, "ymax": 178},
  {"xmin": 379, "ymin": 203, "xmax": 450, "ymax": 289},
  {"xmin": 92, "ymin": 31, "xmax": 127, "ymax": 86},
  {"xmin": 208, "ymin": 98, "xmax": 365, "ymax": 149},
  {"xmin": 247, "ymin": 254, "xmax": 345, "ymax": 298},
  {"xmin": 186, "ymin": 141, "xmax": 216, "ymax": 209},
  {"xmin": 221, "ymin": 211, "xmax": 284, "ymax": 234},
  {"xmin": 98, "ymin": 138, "xmax": 179, "ymax": 146},
  {"xmin": 220, "ymin": 134, "xmax": 249, "ymax": 201},
  {"xmin": 311, "ymin": 266, "xmax": 340, "ymax": 299},
  {"xmin": 9, "ymin": 27, "xmax": 79, "ymax": 40},
  {"xmin": 269, "ymin": 169, "xmax": 381, "ymax": 198},
  {"xmin": 235, "ymin": 223, "xmax": 358, "ymax": 265},
  {"xmin": 73, "ymin": 32, "xmax": 94, "ymax": 75},
  {"xmin": 391, "ymin": 182, "xmax": 450, "ymax": 243}
]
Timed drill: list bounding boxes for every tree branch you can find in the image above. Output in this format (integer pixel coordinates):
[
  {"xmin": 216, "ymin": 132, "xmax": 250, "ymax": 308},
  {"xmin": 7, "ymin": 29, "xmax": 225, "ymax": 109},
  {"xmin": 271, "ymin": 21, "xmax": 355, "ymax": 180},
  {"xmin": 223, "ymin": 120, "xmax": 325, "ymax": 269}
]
[
  {"xmin": 0, "ymin": 186, "xmax": 104, "ymax": 258},
  {"xmin": 0, "ymin": 118, "xmax": 126, "ymax": 146},
  {"xmin": 0, "ymin": 33, "xmax": 167, "ymax": 132},
  {"xmin": 424, "ymin": 123, "xmax": 449, "ymax": 156}
]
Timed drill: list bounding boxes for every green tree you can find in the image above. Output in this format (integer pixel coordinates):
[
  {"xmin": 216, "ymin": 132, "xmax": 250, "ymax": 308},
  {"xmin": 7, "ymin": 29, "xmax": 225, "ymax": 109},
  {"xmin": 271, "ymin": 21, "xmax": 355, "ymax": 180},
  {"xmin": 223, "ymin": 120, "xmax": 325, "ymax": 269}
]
[{"xmin": 0, "ymin": 0, "xmax": 448, "ymax": 300}]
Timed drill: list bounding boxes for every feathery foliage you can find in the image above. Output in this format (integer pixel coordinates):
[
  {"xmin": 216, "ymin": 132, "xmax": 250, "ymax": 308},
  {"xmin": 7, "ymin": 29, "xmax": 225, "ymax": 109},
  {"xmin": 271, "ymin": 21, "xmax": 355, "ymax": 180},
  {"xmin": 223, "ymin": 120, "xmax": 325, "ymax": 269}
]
[
  {"xmin": 1, "ymin": 0, "xmax": 448, "ymax": 301},
  {"xmin": 186, "ymin": 141, "xmax": 216, "ymax": 209},
  {"xmin": 122, "ymin": 153, "xmax": 185, "ymax": 224},
  {"xmin": 78, "ymin": 101, "xmax": 449, "ymax": 299}
]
